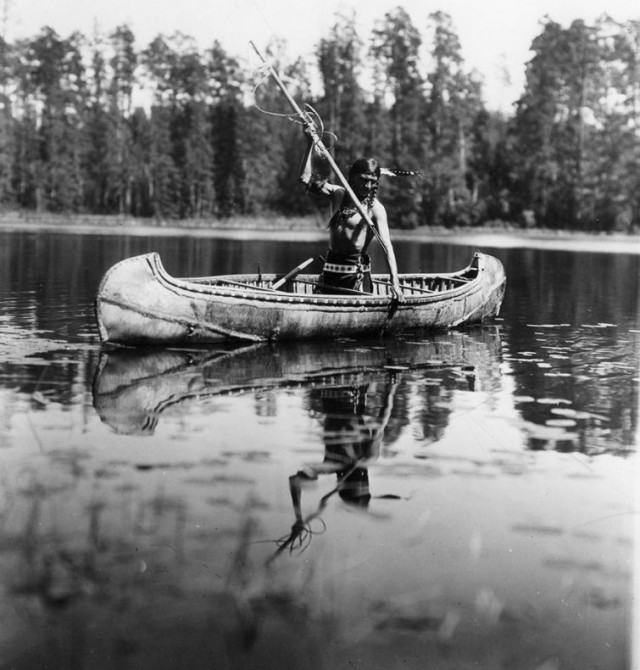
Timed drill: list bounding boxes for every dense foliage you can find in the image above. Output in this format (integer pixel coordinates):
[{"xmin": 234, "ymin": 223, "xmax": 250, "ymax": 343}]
[{"xmin": 1, "ymin": 11, "xmax": 639, "ymax": 231}]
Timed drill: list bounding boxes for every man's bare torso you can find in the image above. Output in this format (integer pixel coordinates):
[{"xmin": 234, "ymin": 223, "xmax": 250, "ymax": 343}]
[{"xmin": 328, "ymin": 188, "xmax": 377, "ymax": 255}]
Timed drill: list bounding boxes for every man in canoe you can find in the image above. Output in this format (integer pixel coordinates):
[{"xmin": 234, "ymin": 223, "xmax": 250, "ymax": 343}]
[{"xmin": 299, "ymin": 127, "xmax": 404, "ymax": 300}]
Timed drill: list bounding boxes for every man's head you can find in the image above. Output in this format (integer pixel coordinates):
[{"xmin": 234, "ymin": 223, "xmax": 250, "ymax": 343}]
[{"xmin": 348, "ymin": 158, "xmax": 380, "ymax": 203}]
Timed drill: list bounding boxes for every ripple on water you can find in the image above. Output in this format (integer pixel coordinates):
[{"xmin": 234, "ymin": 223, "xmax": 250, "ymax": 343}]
[
  {"xmin": 526, "ymin": 424, "xmax": 579, "ymax": 442},
  {"xmin": 0, "ymin": 326, "xmax": 79, "ymax": 364},
  {"xmin": 545, "ymin": 419, "xmax": 577, "ymax": 428},
  {"xmin": 551, "ymin": 408, "xmax": 610, "ymax": 421},
  {"xmin": 527, "ymin": 323, "xmax": 572, "ymax": 328},
  {"xmin": 536, "ymin": 398, "xmax": 572, "ymax": 405}
]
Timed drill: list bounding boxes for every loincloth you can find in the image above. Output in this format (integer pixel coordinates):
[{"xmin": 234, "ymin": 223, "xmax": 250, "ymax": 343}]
[{"xmin": 318, "ymin": 250, "xmax": 372, "ymax": 294}]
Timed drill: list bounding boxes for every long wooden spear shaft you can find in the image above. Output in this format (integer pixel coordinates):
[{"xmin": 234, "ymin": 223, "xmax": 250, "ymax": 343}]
[{"xmin": 249, "ymin": 41, "xmax": 384, "ymax": 246}]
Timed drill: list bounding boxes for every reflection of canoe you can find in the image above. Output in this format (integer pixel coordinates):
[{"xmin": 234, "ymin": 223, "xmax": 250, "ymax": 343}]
[
  {"xmin": 95, "ymin": 252, "xmax": 506, "ymax": 345},
  {"xmin": 92, "ymin": 330, "xmax": 502, "ymax": 435}
]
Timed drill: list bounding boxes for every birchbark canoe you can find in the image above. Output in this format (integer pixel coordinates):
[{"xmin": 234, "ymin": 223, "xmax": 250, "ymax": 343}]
[
  {"xmin": 95, "ymin": 251, "xmax": 506, "ymax": 345},
  {"xmin": 93, "ymin": 329, "xmax": 502, "ymax": 434}
]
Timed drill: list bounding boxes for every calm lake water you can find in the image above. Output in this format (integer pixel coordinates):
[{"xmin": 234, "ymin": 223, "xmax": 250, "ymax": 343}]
[{"xmin": 0, "ymin": 229, "xmax": 638, "ymax": 669}]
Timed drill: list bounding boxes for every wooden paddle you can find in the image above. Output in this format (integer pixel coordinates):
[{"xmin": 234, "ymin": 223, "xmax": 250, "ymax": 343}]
[
  {"xmin": 272, "ymin": 257, "xmax": 315, "ymax": 290},
  {"xmin": 212, "ymin": 258, "xmax": 315, "ymax": 293}
]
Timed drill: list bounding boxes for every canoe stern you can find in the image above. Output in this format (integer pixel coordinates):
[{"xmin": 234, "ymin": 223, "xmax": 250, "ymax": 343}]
[{"xmin": 96, "ymin": 253, "xmax": 239, "ymax": 345}]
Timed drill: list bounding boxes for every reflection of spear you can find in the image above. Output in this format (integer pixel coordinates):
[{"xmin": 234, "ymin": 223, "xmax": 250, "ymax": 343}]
[
  {"xmin": 370, "ymin": 380, "xmax": 399, "ymax": 457},
  {"xmin": 264, "ymin": 466, "xmax": 355, "ymax": 567},
  {"xmin": 249, "ymin": 41, "xmax": 385, "ymax": 249}
]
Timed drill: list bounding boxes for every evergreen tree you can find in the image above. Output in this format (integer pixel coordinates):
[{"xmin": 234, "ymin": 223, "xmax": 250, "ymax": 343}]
[
  {"xmin": 207, "ymin": 40, "xmax": 245, "ymax": 217},
  {"xmin": 19, "ymin": 28, "xmax": 89, "ymax": 212},
  {"xmin": 1, "ymin": 15, "xmax": 638, "ymax": 232},
  {"xmin": 468, "ymin": 109, "xmax": 514, "ymax": 223},
  {"xmin": 370, "ymin": 7, "xmax": 425, "ymax": 227},
  {"xmin": 128, "ymin": 106, "xmax": 153, "ymax": 216},
  {"xmin": 107, "ymin": 25, "xmax": 138, "ymax": 214},
  {"xmin": 274, "ymin": 55, "xmax": 317, "ymax": 216},
  {"xmin": 142, "ymin": 35, "xmax": 181, "ymax": 218},
  {"xmin": 423, "ymin": 11, "xmax": 484, "ymax": 227},
  {"xmin": 0, "ymin": 34, "xmax": 14, "ymax": 206},
  {"xmin": 512, "ymin": 20, "xmax": 568, "ymax": 227},
  {"xmin": 143, "ymin": 33, "xmax": 215, "ymax": 219},
  {"xmin": 242, "ymin": 39, "xmax": 299, "ymax": 215},
  {"xmin": 594, "ymin": 17, "xmax": 640, "ymax": 230},
  {"xmin": 169, "ymin": 36, "xmax": 214, "ymax": 217},
  {"xmin": 12, "ymin": 36, "xmax": 39, "ymax": 210},
  {"xmin": 316, "ymin": 11, "xmax": 367, "ymax": 163},
  {"xmin": 512, "ymin": 18, "xmax": 604, "ymax": 229},
  {"xmin": 85, "ymin": 27, "xmax": 109, "ymax": 213}
]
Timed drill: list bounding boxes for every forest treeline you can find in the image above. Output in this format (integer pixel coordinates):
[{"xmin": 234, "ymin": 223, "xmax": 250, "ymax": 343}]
[{"xmin": 1, "ymin": 9, "xmax": 639, "ymax": 231}]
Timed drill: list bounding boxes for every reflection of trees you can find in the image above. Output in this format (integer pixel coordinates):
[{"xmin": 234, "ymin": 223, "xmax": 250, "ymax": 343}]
[
  {"xmin": 499, "ymin": 249, "xmax": 640, "ymax": 455},
  {"xmin": 415, "ymin": 369, "xmax": 469, "ymax": 444},
  {"xmin": 412, "ymin": 353, "xmax": 503, "ymax": 445},
  {"xmin": 254, "ymin": 391, "xmax": 278, "ymax": 418},
  {"xmin": 508, "ymin": 327, "xmax": 638, "ymax": 454},
  {"xmin": 1, "ymin": 349, "xmax": 100, "ymax": 406},
  {"xmin": 0, "ymin": 347, "xmax": 101, "ymax": 450},
  {"xmin": 500, "ymin": 249, "xmax": 639, "ymax": 331}
]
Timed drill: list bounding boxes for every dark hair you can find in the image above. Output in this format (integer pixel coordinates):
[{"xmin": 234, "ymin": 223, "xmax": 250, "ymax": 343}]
[{"xmin": 348, "ymin": 158, "xmax": 381, "ymax": 182}]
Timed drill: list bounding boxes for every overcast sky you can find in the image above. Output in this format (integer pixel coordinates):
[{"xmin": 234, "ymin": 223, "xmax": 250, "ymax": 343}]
[{"xmin": 7, "ymin": 0, "xmax": 640, "ymax": 111}]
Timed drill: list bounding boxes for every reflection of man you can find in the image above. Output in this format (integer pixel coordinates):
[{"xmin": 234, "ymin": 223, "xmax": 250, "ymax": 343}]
[
  {"xmin": 302, "ymin": 385, "xmax": 376, "ymax": 506},
  {"xmin": 295, "ymin": 380, "xmax": 399, "ymax": 506},
  {"xmin": 268, "ymin": 380, "xmax": 398, "ymax": 563}
]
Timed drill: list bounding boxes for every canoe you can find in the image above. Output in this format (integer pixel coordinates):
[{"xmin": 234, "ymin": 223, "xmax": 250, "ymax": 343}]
[
  {"xmin": 95, "ymin": 251, "xmax": 506, "ymax": 345},
  {"xmin": 92, "ymin": 329, "xmax": 502, "ymax": 434}
]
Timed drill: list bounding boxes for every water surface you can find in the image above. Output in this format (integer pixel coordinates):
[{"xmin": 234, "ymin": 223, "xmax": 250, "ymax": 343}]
[{"xmin": 0, "ymin": 230, "xmax": 637, "ymax": 669}]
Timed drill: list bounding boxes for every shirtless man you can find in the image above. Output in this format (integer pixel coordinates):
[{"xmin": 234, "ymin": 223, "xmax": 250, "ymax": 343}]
[{"xmin": 299, "ymin": 128, "xmax": 404, "ymax": 299}]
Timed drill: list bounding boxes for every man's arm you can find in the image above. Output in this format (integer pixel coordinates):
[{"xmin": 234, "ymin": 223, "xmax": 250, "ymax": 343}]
[
  {"xmin": 372, "ymin": 201, "xmax": 404, "ymax": 300},
  {"xmin": 298, "ymin": 128, "xmax": 338, "ymax": 197}
]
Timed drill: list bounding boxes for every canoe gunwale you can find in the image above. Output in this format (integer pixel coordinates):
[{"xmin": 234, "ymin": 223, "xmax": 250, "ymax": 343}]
[{"xmin": 154, "ymin": 253, "xmax": 485, "ymax": 307}]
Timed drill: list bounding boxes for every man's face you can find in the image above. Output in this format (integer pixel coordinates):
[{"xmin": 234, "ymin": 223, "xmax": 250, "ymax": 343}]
[{"xmin": 352, "ymin": 173, "xmax": 377, "ymax": 199}]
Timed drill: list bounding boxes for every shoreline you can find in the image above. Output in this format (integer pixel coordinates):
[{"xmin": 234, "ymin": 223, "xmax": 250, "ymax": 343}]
[{"xmin": 1, "ymin": 213, "xmax": 639, "ymax": 254}]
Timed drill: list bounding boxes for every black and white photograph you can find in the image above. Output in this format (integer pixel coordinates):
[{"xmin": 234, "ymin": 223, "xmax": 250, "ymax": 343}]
[{"xmin": 0, "ymin": 1, "xmax": 638, "ymax": 668}]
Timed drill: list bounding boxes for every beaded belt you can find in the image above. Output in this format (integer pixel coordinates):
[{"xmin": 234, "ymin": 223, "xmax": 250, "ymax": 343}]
[{"xmin": 323, "ymin": 261, "xmax": 371, "ymax": 274}]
